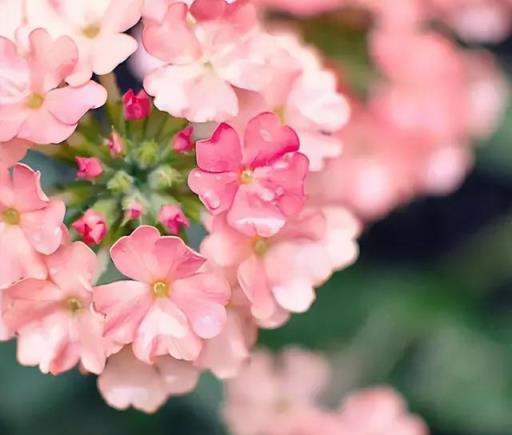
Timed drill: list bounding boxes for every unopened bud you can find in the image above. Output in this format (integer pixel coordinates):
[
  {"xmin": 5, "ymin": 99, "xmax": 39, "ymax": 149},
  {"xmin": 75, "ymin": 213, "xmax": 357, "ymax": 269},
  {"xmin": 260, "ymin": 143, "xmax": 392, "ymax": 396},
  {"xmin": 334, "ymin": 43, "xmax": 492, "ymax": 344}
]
[
  {"xmin": 76, "ymin": 156, "xmax": 103, "ymax": 180},
  {"xmin": 122, "ymin": 89, "xmax": 151, "ymax": 121},
  {"xmin": 107, "ymin": 170, "xmax": 134, "ymax": 194},
  {"xmin": 173, "ymin": 126, "xmax": 195, "ymax": 153},
  {"xmin": 72, "ymin": 209, "xmax": 107, "ymax": 245},
  {"xmin": 106, "ymin": 131, "xmax": 124, "ymax": 157},
  {"xmin": 132, "ymin": 140, "xmax": 159, "ymax": 169},
  {"xmin": 159, "ymin": 204, "xmax": 190, "ymax": 235},
  {"xmin": 148, "ymin": 165, "xmax": 183, "ymax": 190}
]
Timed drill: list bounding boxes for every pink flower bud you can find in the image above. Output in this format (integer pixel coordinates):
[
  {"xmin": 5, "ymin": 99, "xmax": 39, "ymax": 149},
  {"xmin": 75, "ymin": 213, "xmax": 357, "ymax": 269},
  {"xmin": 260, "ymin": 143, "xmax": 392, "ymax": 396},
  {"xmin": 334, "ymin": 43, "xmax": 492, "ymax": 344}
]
[
  {"xmin": 106, "ymin": 131, "xmax": 124, "ymax": 157},
  {"xmin": 76, "ymin": 157, "xmax": 103, "ymax": 180},
  {"xmin": 159, "ymin": 205, "xmax": 190, "ymax": 235},
  {"xmin": 72, "ymin": 210, "xmax": 107, "ymax": 245},
  {"xmin": 125, "ymin": 201, "xmax": 144, "ymax": 220},
  {"xmin": 173, "ymin": 126, "xmax": 195, "ymax": 153},
  {"xmin": 122, "ymin": 89, "xmax": 152, "ymax": 121}
]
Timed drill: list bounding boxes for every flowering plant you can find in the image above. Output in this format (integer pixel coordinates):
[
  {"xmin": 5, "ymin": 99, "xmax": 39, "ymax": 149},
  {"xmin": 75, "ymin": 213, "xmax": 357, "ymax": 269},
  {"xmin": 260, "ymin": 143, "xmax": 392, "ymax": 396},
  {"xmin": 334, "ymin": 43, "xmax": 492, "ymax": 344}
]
[{"xmin": 0, "ymin": 0, "xmax": 509, "ymax": 432}]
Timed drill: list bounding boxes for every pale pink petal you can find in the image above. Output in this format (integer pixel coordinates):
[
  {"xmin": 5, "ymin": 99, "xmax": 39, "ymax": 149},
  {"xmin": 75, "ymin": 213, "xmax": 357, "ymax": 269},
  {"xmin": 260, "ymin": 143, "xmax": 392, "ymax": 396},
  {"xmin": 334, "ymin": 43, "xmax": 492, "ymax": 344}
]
[
  {"xmin": 157, "ymin": 356, "xmax": 200, "ymax": 394},
  {"xmin": 143, "ymin": 2, "xmax": 201, "ymax": 63},
  {"xmin": 45, "ymin": 81, "xmax": 107, "ymax": 126},
  {"xmin": 10, "ymin": 163, "xmax": 48, "ymax": 211},
  {"xmin": 76, "ymin": 309, "xmax": 109, "ymax": 374},
  {"xmin": 98, "ymin": 347, "xmax": 170, "ymax": 413},
  {"xmin": 196, "ymin": 123, "xmax": 242, "ymax": 172},
  {"xmin": 132, "ymin": 298, "xmax": 189, "ymax": 363},
  {"xmin": 153, "ymin": 235, "xmax": 205, "ymax": 280},
  {"xmin": 91, "ymin": 33, "xmax": 139, "ymax": 76},
  {"xmin": 172, "ymin": 272, "xmax": 230, "ymax": 339},
  {"xmin": 18, "ymin": 106, "xmax": 76, "ymax": 145},
  {"xmin": 93, "ymin": 281, "xmax": 153, "ymax": 344},
  {"xmin": 242, "ymin": 113, "xmax": 300, "ymax": 168},
  {"xmin": 21, "ymin": 199, "xmax": 65, "ymax": 255},
  {"xmin": 155, "ymin": 327, "xmax": 203, "ymax": 361},
  {"xmin": 0, "ymin": 139, "xmax": 29, "ymax": 169},
  {"xmin": 272, "ymin": 279, "xmax": 315, "ymax": 314},
  {"xmin": 101, "ymin": 0, "xmax": 144, "ymax": 33}
]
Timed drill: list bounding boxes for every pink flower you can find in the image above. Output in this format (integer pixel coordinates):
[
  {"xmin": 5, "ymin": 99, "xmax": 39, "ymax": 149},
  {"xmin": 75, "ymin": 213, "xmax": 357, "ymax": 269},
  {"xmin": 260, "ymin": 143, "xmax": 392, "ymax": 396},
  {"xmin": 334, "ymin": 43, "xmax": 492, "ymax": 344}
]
[
  {"xmin": 338, "ymin": 387, "xmax": 429, "ymax": 435},
  {"xmin": 72, "ymin": 209, "xmax": 107, "ymax": 246},
  {"xmin": 173, "ymin": 125, "xmax": 195, "ymax": 153},
  {"xmin": 223, "ymin": 348, "xmax": 330, "ymax": 435},
  {"xmin": 122, "ymin": 89, "xmax": 152, "ymax": 121},
  {"xmin": 0, "ymin": 139, "xmax": 30, "ymax": 170},
  {"xmin": 142, "ymin": 1, "xmax": 291, "ymax": 122},
  {"xmin": 3, "ymin": 242, "xmax": 115, "ymax": 375},
  {"xmin": 93, "ymin": 225, "xmax": 231, "ymax": 364},
  {"xmin": 106, "ymin": 131, "xmax": 124, "ymax": 156},
  {"xmin": 159, "ymin": 204, "xmax": 190, "ymax": 235},
  {"xmin": 76, "ymin": 156, "xmax": 103, "ymax": 180},
  {"xmin": 201, "ymin": 206, "xmax": 359, "ymax": 323},
  {"xmin": 0, "ymin": 0, "xmax": 24, "ymax": 40},
  {"xmin": 98, "ymin": 347, "xmax": 199, "ymax": 413},
  {"xmin": 0, "ymin": 29, "xmax": 107, "ymax": 145},
  {"xmin": 188, "ymin": 113, "xmax": 308, "ymax": 237},
  {"xmin": 0, "ymin": 163, "xmax": 65, "ymax": 289},
  {"xmin": 24, "ymin": 0, "xmax": 144, "ymax": 85}
]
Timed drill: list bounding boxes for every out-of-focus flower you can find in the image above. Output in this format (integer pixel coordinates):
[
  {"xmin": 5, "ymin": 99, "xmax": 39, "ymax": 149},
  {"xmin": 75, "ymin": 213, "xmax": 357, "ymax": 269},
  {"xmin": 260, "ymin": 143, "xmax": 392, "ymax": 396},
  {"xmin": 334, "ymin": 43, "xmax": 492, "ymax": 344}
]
[
  {"xmin": 76, "ymin": 156, "xmax": 103, "ymax": 180},
  {"xmin": 173, "ymin": 125, "xmax": 195, "ymax": 153},
  {"xmin": 24, "ymin": 0, "xmax": 143, "ymax": 85},
  {"xmin": 223, "ymin": 348, "xmax": 331, "ymax": 435},
  {"xmin": 124, "ymin": 200, "xmax": 144, "ymax": 221},
  {"xmin": 338, "ymin": 387, "xmax": 429, "ymax": 435},
  {"xmin": 72, "ymin": 209, "xmax": 108, "ymax": 246},
  {"xmin": 0, "ymin": 163, "xmax": 65, "ymax": 289},
  {"xmin": 3, "ymin": 242, "xmax": 115, "ymax": 375},
  {"xmin": 189, "ymin": 113, "xmax": 308, "ymax": 237},
  {"xmin": 122, "ymin": 89, "xmax": 152, "ymax": 121},
  {"xmin": 143, "ymin": 1, "xmax": 297, "ymax": 122},
  {"xmin": 98, "ymin": 347, "xmax": 199, "ymax": 413},
  {"xmin": 93, "ymin": 225, "xmax": 231, "ymax": 363},
  {"xmin": 0, "ymin": 29, "xmax": 107, "ymax": 145},
  {"xmin": 159, "ymin": 204, "xmax": 190, "ymax": 234}
]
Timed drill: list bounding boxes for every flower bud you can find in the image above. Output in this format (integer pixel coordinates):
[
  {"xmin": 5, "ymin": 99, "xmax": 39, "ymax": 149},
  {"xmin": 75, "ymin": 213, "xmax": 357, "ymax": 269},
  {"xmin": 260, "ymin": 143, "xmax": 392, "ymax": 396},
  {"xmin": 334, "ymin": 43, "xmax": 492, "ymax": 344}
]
[
  {"xmin": 106, "ymin": 131, "xmax": 124, "ymax": 157},
  {"xmin": 76, "ymin": 156, "xmax": 103, "ymax": 180},
  {"xmin": 132, "ymin": 140, "xmax": 159, "ymax": 169},
  {"xmin": 159, "ymin": 205, "xmax": 190, "ymax": 235},
  {"xmin": 148, "ymin": 165, "xmax": 183, "ymax": 190},
  {"xmin": 124, "ymin": 200, "xmax": 144, "ymax": 220},
  {"xmin": 107, "ymin": 170, "xmax": 134, "ymax": 194},
  {"xmin": 122, "ymin": 89, "xmax": 151, "ymax": 121},
  {"xmin": 72, "ymin": 209, "xmax": 107, "ymax": 245},
  {"xmin": 173, "ymin": 126, "xmax": 195, "ymax": 153}
]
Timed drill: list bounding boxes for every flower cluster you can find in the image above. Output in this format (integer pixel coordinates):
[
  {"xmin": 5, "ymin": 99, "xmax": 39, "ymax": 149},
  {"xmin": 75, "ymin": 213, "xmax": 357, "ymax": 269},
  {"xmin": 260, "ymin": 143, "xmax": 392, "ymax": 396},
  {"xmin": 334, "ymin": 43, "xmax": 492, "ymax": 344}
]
[
  {"xmin": 0, "ymin": 0, "xmax": 508, "ymax": 415},
  {"xmin": 223, "ymin": 347, "xmax": 429, "ymax": 435}
]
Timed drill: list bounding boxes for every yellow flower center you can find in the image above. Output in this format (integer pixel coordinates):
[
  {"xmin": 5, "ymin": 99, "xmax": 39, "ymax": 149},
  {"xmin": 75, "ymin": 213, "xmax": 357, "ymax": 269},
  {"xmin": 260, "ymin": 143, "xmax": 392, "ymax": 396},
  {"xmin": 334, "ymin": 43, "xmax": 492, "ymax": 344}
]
[
  {"xmin": 25, "ymin": 93, "xmax": 44, "ymax": 109},
  {"xmin": 152, "ymin": 281, "xmax": 170, "ymax": 298},
  {"xmin": 82, "ymin": 24, "xmax": 100, "ymax": 39},
  {"xmin": 274, "ymin": 106, "xmax": 286, "ymax": 123},
  {"xmin": 240, "ymin": 169, "xmax": 254, "ymax": 185},
  {"xmin": 253, "ymin": 237, "xmax": 269, "ymax": 257},
  {"xmin": 66, "ymin": 297, "xmax": 83, "ymax": 314},
  {"xmin": 2, "ymin": 208, "xmax": 20, "ymax": 225}
]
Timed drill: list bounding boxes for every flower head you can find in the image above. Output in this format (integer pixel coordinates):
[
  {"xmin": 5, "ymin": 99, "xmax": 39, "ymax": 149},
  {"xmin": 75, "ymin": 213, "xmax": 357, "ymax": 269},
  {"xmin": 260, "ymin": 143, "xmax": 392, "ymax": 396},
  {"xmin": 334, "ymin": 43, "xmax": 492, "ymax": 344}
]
[
  {"xmin": 189, "ymin": 112, "xmax": 308, "ymax": 237},
  {"xmin": 93, "ymin": 225, "xmax": 231, "ymax": 364}
]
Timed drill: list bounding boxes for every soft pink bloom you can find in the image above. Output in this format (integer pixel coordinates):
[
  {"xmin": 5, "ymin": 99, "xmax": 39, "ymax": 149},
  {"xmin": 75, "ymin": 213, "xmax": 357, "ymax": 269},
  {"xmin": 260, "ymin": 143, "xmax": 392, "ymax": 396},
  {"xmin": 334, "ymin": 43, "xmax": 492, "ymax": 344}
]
[
  {"xmin": 93, "ymin": 225, "xmax": 231, "ymax": 364},
  {"xmin": 3, "ymin": 242, "xmax": 114, "ymax": 375},
  {"xmin": 98, "ymin": 346, "xmax": 199, "ymax": 413},
  {"xmin": 232, "ymin": 31, "xmax": 350, "ymax": 172},
  {"xmin": 189, "ymin": 113, "xmax": 308, "ymax": 237},
  {"xmin": 223, "ymin": 348, "xmax": 330, "ymax": 435},
  {"xmin": 266, "ymin": 410, "xmax": 343, "ymax": 435},
  {"xmin": 0, "ymin": 163, "xmax": 65, "ymax": 289},
  {"xmin": 106, "ymin": 131, "xmax": 124, "ymax": 156},
  {"xmin": 24, "ymin": 0, "xmax": 143, "ymax": 85},
  {"xmin": 201, "ymin": 206, "xmax": 359, "ymax": 324},
  {"xmin": 173, "ymin": 125, "xmax": 195, "ymax": 153},
  {"xmin": 0, "ymin": 139, "xmax": 30, "ymax": 170},
  {"xmin": 122, "ymin": 89, "xmax": 152, "ymax": 121},
  {"xmin": 124, "ymin": 200, "xmax": 144, "ymax": 221},
  {"xmin": 72, "ymin": 209, "xmax": 107, "ymax": 246},
  {"xmin": 0, "ymin": 28, "xmax": 107, "ymax": 145},
  {"xmin": 0, "ymin": 292, "xmax": 14, "ymax": 341},
  {"xmin": 76, "ymin": 156, "xmax": 103, "ymax": 180},
  {"xmin": 338, "ymin": 387, "xmax": 429, "ymax": 435},
  {"xmin": 159, "ymin": 204, "xmax": 190, "ymax": 235},
  {"xmin": 142, "ymin": 1, "xmax": 294, "ymax": 122}
]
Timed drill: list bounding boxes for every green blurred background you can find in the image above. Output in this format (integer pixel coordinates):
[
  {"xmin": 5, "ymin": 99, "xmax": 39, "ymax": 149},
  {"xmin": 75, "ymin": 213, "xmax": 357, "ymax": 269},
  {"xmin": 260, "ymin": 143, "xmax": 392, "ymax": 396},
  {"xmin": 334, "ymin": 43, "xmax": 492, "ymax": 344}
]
[{"xmin": 2, "ymin": 15, "xmax": 512, "ymax": 435}]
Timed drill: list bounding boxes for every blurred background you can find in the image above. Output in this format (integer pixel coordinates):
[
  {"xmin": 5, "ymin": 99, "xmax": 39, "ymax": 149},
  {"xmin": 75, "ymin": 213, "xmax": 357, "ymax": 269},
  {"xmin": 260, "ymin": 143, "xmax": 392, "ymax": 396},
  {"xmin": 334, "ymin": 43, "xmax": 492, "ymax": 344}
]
[{"xmin": 2, "ymin": 8, "xmax": 512, "ymax": 435}]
